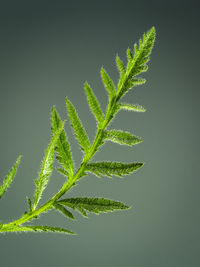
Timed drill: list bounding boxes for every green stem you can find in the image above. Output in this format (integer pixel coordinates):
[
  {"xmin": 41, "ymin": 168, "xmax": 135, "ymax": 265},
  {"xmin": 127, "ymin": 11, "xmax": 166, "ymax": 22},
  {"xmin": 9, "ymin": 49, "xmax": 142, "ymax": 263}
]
[{"xmin": 1, "ymin": 97, "xmax": 117, "ymax": 232}]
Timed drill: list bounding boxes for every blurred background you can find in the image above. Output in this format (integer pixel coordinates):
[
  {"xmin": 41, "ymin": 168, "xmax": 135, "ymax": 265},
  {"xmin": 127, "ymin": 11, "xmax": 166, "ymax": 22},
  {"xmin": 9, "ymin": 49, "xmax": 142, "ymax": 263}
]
[{"xmin": 0, "ymin": 1, "xmax": 199, "ymax": 266}]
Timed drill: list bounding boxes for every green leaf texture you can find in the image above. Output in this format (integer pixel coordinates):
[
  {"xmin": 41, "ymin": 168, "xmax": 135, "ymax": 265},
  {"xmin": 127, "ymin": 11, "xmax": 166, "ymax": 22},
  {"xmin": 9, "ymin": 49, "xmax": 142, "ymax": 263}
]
[
  {"xmin": 84, "ymin": 82, "xmax": 104, "ymax": 125},
  {"xmin": 0, "ymin": 225, "xmax": 76, "ymax": 235},
  {"xmin": 103, "ymin": 130, "xmax": 143, "ymax": 146},
  {"xmin": 66, "ymin": 98, "xmax": 91, "ymax": 154},
  {"xmin": 0, "ymin": 155, "xmax": 21, "ymax": 199},
  {"xmin": 101, "ymin": 67, "xmax": 116, "ymax": 97},
  {"xmin": 51, "ymin": 106, "xmax": 74, "ymax": 178},
  {"xmin": 85, "ymin": 161, "xmax": 143, "ymax": 177},
  {"xmin": 32, "ymin": 122, "xmax": 64, "ymax": 210},
  {"xmin": 57, "ymin": 197, "xmax": 129, "ymax": 216},
  {"xmin": 117, "ymin": 27, "xmax": 155, "ymax": 100},
  {"xmin": 53, "ymin": 203, "xmax": 75, "ymax": 220},
  {"xmin": 116, "ymin": 103, "xmax": 146, "ymax": 113}
]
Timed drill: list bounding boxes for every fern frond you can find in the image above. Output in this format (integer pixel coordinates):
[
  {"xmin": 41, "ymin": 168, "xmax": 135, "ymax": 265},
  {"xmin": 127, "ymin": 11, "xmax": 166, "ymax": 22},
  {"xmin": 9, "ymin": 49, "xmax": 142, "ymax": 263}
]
[
  {"xmin": 57, "ymin": 197, "xmax": 129, "ymax": 216},
  {"xmin": 0, "ymin": 27, "xmax": 155, "ymax": 236},
  {"xmin": 51, "ymin": 106, "xmax": 74, "ymax": 178},
  {"xmin": 53, "ymin": 203, "xmax": 75, "ymax": 220},
  {"xmin": 85, "ymin": 161, "xmax": 143, "ymax": 178},
  {"xmin": 117, "ymin": 27, "xmax": 155, "ymax": 100},
  {"xmin": 103, "ymin": 130, "xmax": 142, "ymax": 146},
  {"xmin": 32, "ymin": 122, "xmax": 64, "ymax": 210},
  {"xmin": 84, "ymin": 82, "xmax": 104, "ymax": 125},
  {"xmin": 100, "ymin": 67, "xmax": 116, "ymax": 98},
  {"xmin": 0, "ymin": 155, "xmax": 21, "ymax": 199},
  {"xmin": 66, "ymin": 98, "xmax": 91, "ymax": 155},
  {"xmin": 0, "ymin": 225, "xmax": 76, "ymax": 235}
]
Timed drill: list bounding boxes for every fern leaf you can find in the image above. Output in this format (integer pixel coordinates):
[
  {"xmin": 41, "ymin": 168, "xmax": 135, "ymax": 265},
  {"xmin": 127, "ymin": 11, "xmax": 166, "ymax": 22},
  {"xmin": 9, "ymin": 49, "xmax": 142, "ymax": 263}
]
[
  {"xmin": 116, "ymin": 55, "xmax": 126, "ymax": 90},
  {"xmin": 117, "ymin": 103, "xmax": 146, "ymax": 113},
  {"xmin": 126, "ymin": 48, "xmax": 133, "ymax": 72},
  {"xmin": 117, "ymin": 27, "xmax": 155, "ymax": 100},
  {"xmin": 66, "ymin": 98, "xmax": 91, "ymax": 155},
  {"xmin": 85, "ymin": 161, "xmax": 143, "ymax": 177},
  {"xmin": 57, "ymin": 197, "xmax": 129, "ymax": 216},
  {"xmin": 129, "ymin": 27, "xmax": 155, "ymax": 77},
  {"xmin": 0, "ymin": 225, "xmax": 76, "ymax": 235},
  {"xmin": 100, "ymin": 67, "xmax": 116, "ymax": 97},
  {"xmin": 103, "ymin": 130, "xmax": 142, "ymax": 146},
  {"xmin": 53, "ymin": 203, "xmax": 75, "ymax": 220},
  {"xmin": 32, "ymin": 122, "xmax": 64, "ymax": 210},
  {"xmin": 0, "ymin": 155, "xmax": 21, "ymax": 199},
  {"xmin": 116, "ymin": 55, "xmax": 125, "ymax": 75},
  {"xmin": 51, "ymin": 106, "xmax": 74, "ymax": 178},
  {"xmin": 84, "ymin": 82, "xmax": 104, "ymax": 125}
]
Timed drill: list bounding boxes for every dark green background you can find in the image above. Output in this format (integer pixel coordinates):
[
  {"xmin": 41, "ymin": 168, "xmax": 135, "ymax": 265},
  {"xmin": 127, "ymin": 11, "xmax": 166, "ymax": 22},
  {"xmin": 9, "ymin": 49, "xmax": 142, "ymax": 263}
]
[{"xmin": 0, "ymin": 1, "xmax": 199, "ymax": 266}]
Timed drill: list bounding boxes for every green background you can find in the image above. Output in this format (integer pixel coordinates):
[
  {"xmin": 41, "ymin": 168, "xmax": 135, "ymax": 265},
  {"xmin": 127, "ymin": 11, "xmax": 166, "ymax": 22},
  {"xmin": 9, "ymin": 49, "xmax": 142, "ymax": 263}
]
[{"xmin": 0, "ymin": 1, "xmax": 199, "ymax": 266}]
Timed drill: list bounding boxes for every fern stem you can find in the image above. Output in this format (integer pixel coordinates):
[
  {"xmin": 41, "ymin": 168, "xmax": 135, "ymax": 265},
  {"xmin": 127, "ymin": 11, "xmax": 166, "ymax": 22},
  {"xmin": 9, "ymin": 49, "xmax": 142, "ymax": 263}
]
[
  {"xmin": 1, "ymin": 100, "xmax": 118, "ymax": 231},
  {"xmin": 1, "ymin": 27, "xmax": 155, "ymax": 233}
]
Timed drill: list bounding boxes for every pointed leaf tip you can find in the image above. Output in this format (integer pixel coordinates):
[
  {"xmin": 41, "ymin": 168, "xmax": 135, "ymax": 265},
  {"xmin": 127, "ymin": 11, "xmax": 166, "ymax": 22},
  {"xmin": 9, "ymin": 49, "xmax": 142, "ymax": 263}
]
[
  {"xmin": 51, "ymin": 106, "xmax": 74, "ymax": 178},
  {"xmin": 66, "ymin": 97, "xmax": 91, "ymax": 154},
  {"xmin": 0, "ymin": 155, "xmax": 22, "ymax": 199},
  {"xmin": 100, "ymin": 67, "xmax": 116, "ymax": 97},
  {"xmin": 84, "ymin": 81, "xmax": 104, "ymax": 125}
]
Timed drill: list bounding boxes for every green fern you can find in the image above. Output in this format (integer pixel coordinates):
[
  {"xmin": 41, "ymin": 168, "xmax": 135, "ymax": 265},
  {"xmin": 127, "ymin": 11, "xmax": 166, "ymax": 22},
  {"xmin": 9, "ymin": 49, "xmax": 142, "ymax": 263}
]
[{"xmin": 0, "ymin": 27, "xmax": 155, "ymax": 235}]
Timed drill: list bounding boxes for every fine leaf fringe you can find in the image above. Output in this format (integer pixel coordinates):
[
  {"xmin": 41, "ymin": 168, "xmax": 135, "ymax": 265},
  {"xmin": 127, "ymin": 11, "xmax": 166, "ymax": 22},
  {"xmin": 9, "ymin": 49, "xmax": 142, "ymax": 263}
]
[
  {"xmin": 32, "ymin": 122, "xmax": 64, "ymax": 210},
  {"xmin": 0, "ymin": 155, "xmax": 21, "ymax": 199}
]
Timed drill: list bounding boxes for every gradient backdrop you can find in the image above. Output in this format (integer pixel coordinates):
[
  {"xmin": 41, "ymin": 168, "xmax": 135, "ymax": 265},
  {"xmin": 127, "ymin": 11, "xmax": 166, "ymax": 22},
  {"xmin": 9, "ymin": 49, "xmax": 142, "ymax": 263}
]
[{"xmin": 0, "ymin": 1, "xmax": 199, "ymax": 266}]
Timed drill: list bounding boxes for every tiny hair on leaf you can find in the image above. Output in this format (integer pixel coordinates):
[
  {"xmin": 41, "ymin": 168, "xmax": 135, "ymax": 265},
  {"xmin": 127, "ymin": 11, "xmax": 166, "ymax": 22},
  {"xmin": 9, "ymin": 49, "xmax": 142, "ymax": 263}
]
[{"xmin": 0, "ymin": 27, "xmax": 155, "ymax": 235}]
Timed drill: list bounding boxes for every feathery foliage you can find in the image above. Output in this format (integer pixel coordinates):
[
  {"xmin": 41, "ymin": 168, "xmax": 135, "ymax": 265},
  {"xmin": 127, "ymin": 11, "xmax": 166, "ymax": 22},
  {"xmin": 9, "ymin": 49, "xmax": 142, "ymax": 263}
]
[
  {"xmin": 51, "ymin": 107, "xmax": 74, "ymax": 178},
  {"xmin": 101, "ymin": 67, "xmax": 116, "ymax": 98},
  {"xmin": 0, "ymin": 27, "xmax": 155, "ymax": 235},
  {"xmin": 103, "ymin": 130, "xmax": 142, "ymax": 146},
  {"xmin": 32, "ymin": 122, "xmax": 64, "ymax": 210},
  {"xmin": 53, "ymin": 203, "xmax": 75, "ymax": 220},
  {"xmin": 66, "ymin": 98, "xmax": 91, "ymax": 155},
  {"xmin": 84, "ymin": 82, "xmax": 104, "ymax": 125},
  {"xmin": 116, "ymin": 103, "xmax": 146, "ymax": 113},
  {"xmin": 57, "ymin": 197, "xmax": 129, "ymax": 216},
  {"xmin": 86, "ymin": 162, "xmax": 143, "ymax": 178},
  {"xmin": 0, "ymin": 155, "xmax": 21, "ymax": 199},
  {"xmin": 0, "ymin": 225, "xmax": 76, "ymax": 235}
]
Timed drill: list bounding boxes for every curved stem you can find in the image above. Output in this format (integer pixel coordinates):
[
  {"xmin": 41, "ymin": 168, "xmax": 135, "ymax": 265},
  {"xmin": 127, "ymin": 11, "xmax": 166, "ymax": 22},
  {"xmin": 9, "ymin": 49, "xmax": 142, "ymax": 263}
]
[{"xmin": 1, "ymin": 98, "xmax": 117, "ymax": 232}]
